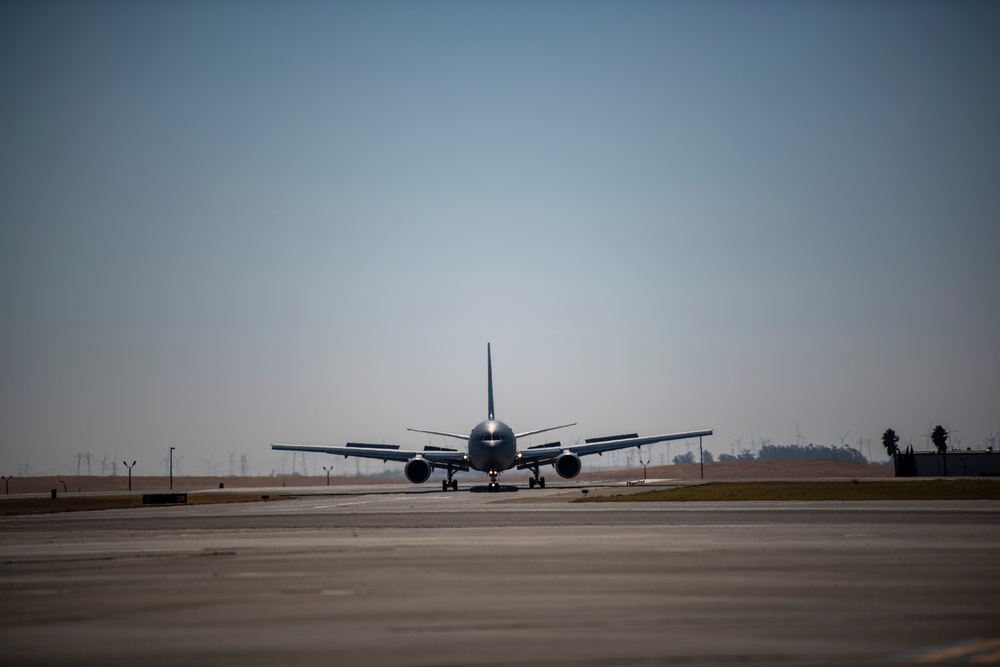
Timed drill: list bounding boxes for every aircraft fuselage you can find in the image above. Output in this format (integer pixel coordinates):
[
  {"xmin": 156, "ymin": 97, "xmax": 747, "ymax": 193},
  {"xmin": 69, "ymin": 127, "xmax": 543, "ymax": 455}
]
[{"xmin": 467, "ymin": 419, "xmax": 517, "ymax": 473}]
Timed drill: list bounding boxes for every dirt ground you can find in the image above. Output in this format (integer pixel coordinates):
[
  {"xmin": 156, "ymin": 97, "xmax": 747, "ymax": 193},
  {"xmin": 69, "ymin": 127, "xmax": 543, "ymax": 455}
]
[{"xmin": 1, "ymin": 459, "xmax": 891, "ymax": 495}]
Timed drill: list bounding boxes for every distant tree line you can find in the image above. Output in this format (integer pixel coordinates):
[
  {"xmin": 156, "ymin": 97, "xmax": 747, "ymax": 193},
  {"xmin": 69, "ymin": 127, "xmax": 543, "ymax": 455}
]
[
  {"xmin": 755, "ymin": 443, "xmax": 867, "ymax": 463},
  {"xmin": 671, "ymin": 450, "xmax": 714, "ymax": 465},
  {"xmin": 673, "ymin": 444, "xmax": 868, "ymax": 464},
  {"xmin": 697, "ymin": 444, "xmax": 869, "ymax": 464}
]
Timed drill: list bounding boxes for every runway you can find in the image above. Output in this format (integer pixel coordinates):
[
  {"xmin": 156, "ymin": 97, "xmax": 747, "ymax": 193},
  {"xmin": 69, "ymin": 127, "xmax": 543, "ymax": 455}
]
[{"xmin": 2, "ymin": 484, "xmax": 998, "ymax": 666}]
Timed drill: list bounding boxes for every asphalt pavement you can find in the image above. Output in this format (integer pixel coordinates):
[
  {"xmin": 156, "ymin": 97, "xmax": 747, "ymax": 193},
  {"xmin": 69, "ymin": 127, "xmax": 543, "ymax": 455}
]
[{"xmin": 2, "ymin": 483, "xmax": 998, "ymax": 666}]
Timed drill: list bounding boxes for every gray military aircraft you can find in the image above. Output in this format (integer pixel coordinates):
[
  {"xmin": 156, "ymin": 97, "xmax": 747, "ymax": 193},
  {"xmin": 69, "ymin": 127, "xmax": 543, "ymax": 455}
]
[{"xmin": 272, "ymin": 344, "xmax": 712, "ymax": 491}]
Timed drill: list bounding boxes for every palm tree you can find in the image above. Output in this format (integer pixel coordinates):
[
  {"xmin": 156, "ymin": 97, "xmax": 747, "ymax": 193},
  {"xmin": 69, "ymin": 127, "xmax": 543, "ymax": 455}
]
[
  {"xmin": 881, "ymin": 428, "xmax": 900, "ymax": 458},
  {"xmin": 931, "ymin": 424, "xmax": 949, "ymax": 476}
]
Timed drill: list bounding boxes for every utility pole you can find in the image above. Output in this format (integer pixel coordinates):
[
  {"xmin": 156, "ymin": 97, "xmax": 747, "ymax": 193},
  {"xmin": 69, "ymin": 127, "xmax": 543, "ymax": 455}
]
[
  {"xmin": 169, "ymin": 447, "xmax": 175, "ymax": 490},
  {"xmin": 123, "ymin": 461, "xmax": 136, "ymax": 491}
]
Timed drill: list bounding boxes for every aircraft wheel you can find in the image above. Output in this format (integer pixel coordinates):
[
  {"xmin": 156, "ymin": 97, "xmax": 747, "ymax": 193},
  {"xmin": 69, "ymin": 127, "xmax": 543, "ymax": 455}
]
[
  {"xmin": 451, "ymin": 480, "xmax": 458, "ymax": 491},
  {"xmin": 539, "ymin": 477, "xmax": 546, "ymax": 489},
  {"xmin": 442, "ymin": 480, "xmax": 449, "ymax": 492},
  {"xmin": 528, "ymin": 478, "xmax": 535, "ymax": 489}
]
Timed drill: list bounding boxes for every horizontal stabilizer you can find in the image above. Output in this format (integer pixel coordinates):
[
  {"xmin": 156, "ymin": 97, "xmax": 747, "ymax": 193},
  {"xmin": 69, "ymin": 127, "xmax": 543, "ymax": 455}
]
[
  {"xmin": 585, "ymin": 433, "xmax": 639, "ymax": 444},
  {"xmin": 516, "ymin": 429, "xmax": 714, "ymax": 468},
  {"xmin": 514, "ymin": 423, "xmax": 577, "ymax": 439},
  {"xmin": 271, "ymin": 442, "xmax": 468, "ymax": 469},
  {"xmin": 407, "ymin": 427, "xmax": 469, "ymax": 441},
  {"xmin": 528, "ymin": 441, "xmax": 561, "ymax": 450}
]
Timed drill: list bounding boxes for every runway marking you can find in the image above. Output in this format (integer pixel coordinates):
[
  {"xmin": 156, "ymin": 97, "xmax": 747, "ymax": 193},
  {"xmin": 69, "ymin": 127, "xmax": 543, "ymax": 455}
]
[
  {"xmin": 331, "ymin": 496, "xmax": 414, "ymax": 508},
  {"xmin": 319, "ymin": 588, "xmax": 363, "ymax": 596},
  {"xmin": 905, "ymin": 638, "xmax": 1000, "ymax": 663}
]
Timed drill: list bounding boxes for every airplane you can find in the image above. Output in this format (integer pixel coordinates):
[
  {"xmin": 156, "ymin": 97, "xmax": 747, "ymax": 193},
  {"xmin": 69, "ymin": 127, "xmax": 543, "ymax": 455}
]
[{"xmin": 272, "ymin": 344, "xmax": 713, "ymax": 492}]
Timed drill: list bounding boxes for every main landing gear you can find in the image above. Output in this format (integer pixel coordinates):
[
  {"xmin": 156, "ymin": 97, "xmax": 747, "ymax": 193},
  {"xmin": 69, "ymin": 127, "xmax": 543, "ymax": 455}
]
[
  {"xmin": 527, "ymin": 466, "xmax": 545, "ymax": 489},
  {"xmin": 442, "ymin": 468, "xmax": 458, "ymax": 492}
]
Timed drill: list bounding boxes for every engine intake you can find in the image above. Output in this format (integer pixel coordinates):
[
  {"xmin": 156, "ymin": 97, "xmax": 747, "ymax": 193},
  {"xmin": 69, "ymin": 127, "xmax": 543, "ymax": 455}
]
[
  {"xmin": 554, "ymin": 452, "xmax": 582, "ymax": 479},
  {"xmin": 404, "ymin": 457, "xmax": 433, "ymax": 484}
]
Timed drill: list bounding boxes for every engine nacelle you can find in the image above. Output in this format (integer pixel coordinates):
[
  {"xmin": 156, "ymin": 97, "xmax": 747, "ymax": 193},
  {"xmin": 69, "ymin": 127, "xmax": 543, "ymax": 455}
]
[
  {"xmin": 404, "ymin": 457, "xmax": 433, "ymax": 484},
  {"xmin": 554, "ymin": 452, "xmax": 582, "ymax": 479}
]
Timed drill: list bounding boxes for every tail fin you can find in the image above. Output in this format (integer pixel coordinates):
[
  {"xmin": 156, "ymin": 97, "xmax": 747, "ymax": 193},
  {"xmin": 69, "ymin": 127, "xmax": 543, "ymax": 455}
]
[{"xmin": 487, "ymin": 343, "xmax": 495, "ymax": 421}]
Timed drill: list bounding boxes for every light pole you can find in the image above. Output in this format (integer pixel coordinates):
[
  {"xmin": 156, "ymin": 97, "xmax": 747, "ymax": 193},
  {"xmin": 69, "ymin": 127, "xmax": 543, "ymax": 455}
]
[
  {"xmin": 699, "ymin": 436, "xmax": 704, "ymax": 480},
  {"xmin": 58, "ymin": 480, "xmax": 67, "ymax": 492},
  {"xmin": 123, "ymin": 461, "xmax": 136, "ymax": 491},
  {"xmin": 638, "ymin": 449, "xmax": 650, "ymax": 480},
  {"xmin": 169, "ymin": 447, "xmax": 175, "ymax": 490},
  {"xmin": 322, "ymin": 466, "xmax": 332, "ymax": 486},
  {"xmin": 1, "ymin": 474, "xmax": 10, "ymax": 494}
]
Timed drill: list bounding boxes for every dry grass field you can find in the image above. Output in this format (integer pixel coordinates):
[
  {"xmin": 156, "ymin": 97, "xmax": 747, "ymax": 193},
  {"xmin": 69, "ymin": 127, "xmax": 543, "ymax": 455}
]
[
  {"xmin": 0, "ymin": 459, "xmax": 892, "ymax": 497},
  {"xmin": 578, "ymin": 479, "xmax": 1000, "ymax": 502},
  {"xmin": 0, "ymin": 460, "xmax": 900, "ymax": 516},
  {"xmin": 0, "ymin": 491, "xmax": 291, "ymax": 516}
]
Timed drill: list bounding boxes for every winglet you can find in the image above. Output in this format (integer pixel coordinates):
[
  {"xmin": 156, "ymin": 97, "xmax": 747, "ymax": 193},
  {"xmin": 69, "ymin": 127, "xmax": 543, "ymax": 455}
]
[{"xmin": 487, "ymin": 342, "xmax": 495, "ymax": 421}]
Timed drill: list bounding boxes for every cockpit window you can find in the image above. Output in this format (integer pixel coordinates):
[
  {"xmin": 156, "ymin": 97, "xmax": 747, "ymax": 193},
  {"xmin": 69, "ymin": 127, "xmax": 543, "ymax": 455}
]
[{"xmin": 481, "ymin": 433, "xmax": 505, "ymax": 442}]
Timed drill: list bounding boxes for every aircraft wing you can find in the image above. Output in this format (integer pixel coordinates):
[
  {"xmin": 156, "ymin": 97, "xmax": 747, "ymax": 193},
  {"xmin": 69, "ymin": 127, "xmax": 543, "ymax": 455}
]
[
  {"xmin": 516, "ymin": 429, "xmax": 713, "ymax": 468},
  {"xmin": 271, "ymin": 443, "xmax": 470, "ymax": 470}
]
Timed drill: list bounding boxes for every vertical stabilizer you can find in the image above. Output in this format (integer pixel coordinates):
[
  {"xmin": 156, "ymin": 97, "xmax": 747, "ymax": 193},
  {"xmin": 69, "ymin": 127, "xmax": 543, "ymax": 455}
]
[{"xmin": 487, "ymin": 343, "xmax": 495, "ymax": 421}]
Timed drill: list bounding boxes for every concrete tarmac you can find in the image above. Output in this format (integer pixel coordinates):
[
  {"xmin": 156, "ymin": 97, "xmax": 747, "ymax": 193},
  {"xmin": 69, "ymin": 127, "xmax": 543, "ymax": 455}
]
[{"xmin": 2, "ymin": 483, "xmax": 998, "ymax": 666}]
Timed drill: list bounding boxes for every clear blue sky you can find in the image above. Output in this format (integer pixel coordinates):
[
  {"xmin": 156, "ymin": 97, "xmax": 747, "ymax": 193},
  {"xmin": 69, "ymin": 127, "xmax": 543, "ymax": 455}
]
[{"xmin": 2, "ymin": 1, "xmax": 998, "ymax": 476}]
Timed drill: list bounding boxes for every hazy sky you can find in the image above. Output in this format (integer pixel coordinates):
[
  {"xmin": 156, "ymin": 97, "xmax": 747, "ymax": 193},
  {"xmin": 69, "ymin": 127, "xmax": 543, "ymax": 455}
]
[{"xmin": 2, "ymin": 1, "xmax": 998, "ymax": 477}]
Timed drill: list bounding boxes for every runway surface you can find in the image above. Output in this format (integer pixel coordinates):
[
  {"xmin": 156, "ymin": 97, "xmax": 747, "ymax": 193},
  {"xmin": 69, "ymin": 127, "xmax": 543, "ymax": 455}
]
[{"xmin": 2, "ymin": 483, "xmax": 999, "ymax": 666}]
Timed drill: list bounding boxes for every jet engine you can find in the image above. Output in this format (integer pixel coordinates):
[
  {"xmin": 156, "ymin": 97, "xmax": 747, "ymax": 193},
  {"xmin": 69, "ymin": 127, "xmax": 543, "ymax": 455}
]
[
  {"xmin": 404, "ymin": 457, "xmax": 433, "ymax": 484},
  {"xmin": 554, "ymin": 452, "xmax": 582, "ymax": 479}
]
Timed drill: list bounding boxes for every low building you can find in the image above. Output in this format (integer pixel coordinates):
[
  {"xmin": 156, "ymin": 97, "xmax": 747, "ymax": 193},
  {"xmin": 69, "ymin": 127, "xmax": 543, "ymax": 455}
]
[{"xmin": 894, "ymin": 450, "xmax": 1000, "ymax": 477}]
